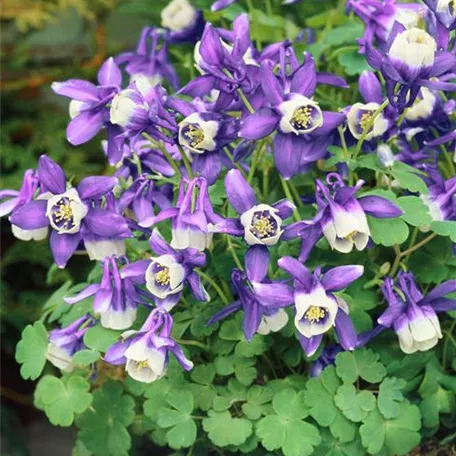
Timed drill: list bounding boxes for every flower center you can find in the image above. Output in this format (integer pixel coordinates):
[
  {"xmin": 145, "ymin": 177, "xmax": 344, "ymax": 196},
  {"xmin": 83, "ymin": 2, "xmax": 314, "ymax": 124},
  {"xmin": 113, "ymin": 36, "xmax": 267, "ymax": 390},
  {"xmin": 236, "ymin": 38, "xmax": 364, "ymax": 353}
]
[
  {"xmin": 155, "ymin": 267, "xmax": 170, "ymax": 286},
  {"xmin": 359, "ymin": 112, "xmax": 373, "ymax": 131},
  {"xmin": 184, "ymin": 124, "xmax": 205, "ymax": 148},
  {"xmin": 304, "ymin": 306, "xmax": 327, "ymax": 323},
  {"xmin": 291, "ymin": 106, "xmax": 313, "ymax": 130},
  {"xmin": 250, "ymin": 212, "xmax": 277, "ymax": 239},
  {"xmin": 136, "ymin": 360, "xmax": 149, "ymax": 370},
  {"xmin": 50, "ymin": 198, "xmax": 75, "ymax": 229},
  {"xmin": 344, "ymin": 230, "xmax": 358, "ymax": 240}
]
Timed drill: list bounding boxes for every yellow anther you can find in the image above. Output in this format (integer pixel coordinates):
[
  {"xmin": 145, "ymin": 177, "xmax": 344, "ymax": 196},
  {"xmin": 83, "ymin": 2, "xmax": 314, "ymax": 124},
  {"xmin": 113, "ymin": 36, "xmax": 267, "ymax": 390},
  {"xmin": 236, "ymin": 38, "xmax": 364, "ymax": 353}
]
[
  {"xmin": 155, "ymin": 267, "xmax": 170, "ymax": 286},
  {"xmin": 305, "ymin": 306, "xmax": 327, "ymax": 323},
  {"xmin": 185, "ymin": 124, "xmax": 205, "ymax": 147},
  {"xmin": 292, "ymin": 106, "xmax": 313, "ymax": 129},
  {"xmin": 136, "ymin": 360, "xmax": 149, "ymax": 370},
  {"xmin": 344, "ymin": 230, "xmax": 358, "ymax": 241},
  {"xmin": 254, "ymin": 216, "xmax": 274, "ymax": 238},
  {"xmin": 54, "ymin": 201, "xmax": 74, "ymax": 227},
  {"xmin": 359, "ymin": 112, "xmax": 373, "ymax": 131}
]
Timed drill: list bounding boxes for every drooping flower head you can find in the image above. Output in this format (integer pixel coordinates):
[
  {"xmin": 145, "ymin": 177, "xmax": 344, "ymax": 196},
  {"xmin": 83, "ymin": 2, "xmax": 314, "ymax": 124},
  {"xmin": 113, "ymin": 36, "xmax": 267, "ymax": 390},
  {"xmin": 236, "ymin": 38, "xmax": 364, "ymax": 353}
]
[
  {"xmin": 208, "ymin": 246, "xmax": 291, "ymax": 341},
  {"xmin": 47, "ymin": 314, "xmax": 95, "ymax": 372},
  {"xmin": 104, "ymin": 308, "xmax": 193, "ymax": 383},
  {"xmin": 0, "ymin": 169, "xmax": 48, "ymax": 241},
  {"xmin": 10, "ymin": 156, "xmax": 131, "ymax": 267},
  {"xmin": 121, "ymin": 229, "xmax": 209, "ymax": 310},
  {"xmin": 65, "ymin": 256, "xmax": 151, "ymax": 330},
  {"xmin": 378, "ymin": 272, "xmax": 456, "ymax": 353},
  {"xmin": 283, "ymin": 173, "xmax": 403, "ymax": 261},
  {"xmin": 51, "ymin": 58, "xmax": 122, "ymax": 146},
  {"xmin": 161, "ymin": 0, "xmax": 205, "ymax": 43},
  {"xmin": 140, "ymin": 177, "xmax": 222, "ymax": 251}
]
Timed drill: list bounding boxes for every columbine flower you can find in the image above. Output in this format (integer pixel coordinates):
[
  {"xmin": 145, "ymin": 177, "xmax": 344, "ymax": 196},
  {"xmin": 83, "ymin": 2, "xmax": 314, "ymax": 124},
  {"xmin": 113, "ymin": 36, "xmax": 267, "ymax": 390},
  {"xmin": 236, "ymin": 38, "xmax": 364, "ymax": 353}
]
[
  {"xmin": 347, "ymin": 0, "xmax": 424, "ymax": 48},
  {"xmin": 378, "ymin": 272, "xmax": 456, "ymax": 353},
  {"xmin": 121, "ymin": 229, "xmax": 209, "ymax": 310},
  {"xmin": 0, "ymin": 169, "xmax": 48, "ymax": 241},
  {"xmin": 115, "ymin": 27, "xmax": 179, "ymax": 88},
  {"xmin": 104, "ymin": 308, "xmax": 193, "ymax": 383},
  {"xmin": 253, "ymin": 257, "xmax": 363, "ymax": 356},
  {"xmin": 213, "ymin": 169, "xmax": 295, "ymax": 247},
  {"xmin": 51, "ymin": 58, "xmax": 121, "ymax": 145},
  {"xmin": 423, "ymin": 0, "xmax": 456, "ymax": 29},
  {"xmin": 140, "ymin": 177, "xmax": 222, "ymax": 251},
  {"xmin": 346, "ymin": 71, "xmax": 392, "ymax": 141},
  {"xmin": 64, "ymin": 256, "xmax": 148, "ymax": 330},
  {"xmin": 420, "ymin": 172, "xmax": 456, "ymax": 225},
  {"xmin": 161, "ymin": 0, "xmax": 205, "ymax": 43},
  {"xmin": 240, "ymin": 54, "xmax": 346, "ymax": 178},
  {"xmin": 208, "ymin": 246, "xmax": 291, "ymax": 341},
  {"xmin": 47, "ymin": 315, "xmax": 94, "ymax": 372},
  {"xmin": 9, "ymin": 155, "xmax": 130, "ymax": 268},
  {"xmin": 403, "ymin": 88, "xmax": 438, "ymax": 123},
  {"xmin": 377, "ymin": 144, "xmax": 396, "ymax": 167},
  {"xmin": 365, "ymin": 23, "xmax": 456, "ymax": 111},
  {"xmin": 283, "ymin": 173, "xmax": 403, "ymax": 261}
]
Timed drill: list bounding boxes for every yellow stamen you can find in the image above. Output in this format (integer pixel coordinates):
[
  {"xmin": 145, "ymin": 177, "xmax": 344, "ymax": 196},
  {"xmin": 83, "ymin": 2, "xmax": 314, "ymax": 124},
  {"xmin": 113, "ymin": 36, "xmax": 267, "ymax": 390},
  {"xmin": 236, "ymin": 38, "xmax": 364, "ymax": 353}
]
[
  {"xmin": 305, "ymin": 306, "xmax": 327, "ymax": 323},
  {"xmin": 54, "ymin": 201, "xmax": 74, "ymax": 227},
  {"xmin": 254, "ymin": 216, "xmax": 274, "ymax": 237},
  {"xmin": 292, "ymin": 106, "xmax": 313, "ymax": 129},
  {"xmin": 155, "ymin": 267, "xmax": 170, "ymax": 286},
  {"xmin": 344, "ymin": 230, "xmax": 358, "ymax": 241},
  {"xmin": 359, "ymin": 112, "xmax": 373, "ymax": 131},
  {"xmin": 136, "ymin": 360, "xmax": 149, "ymax": 370},
  {"xmin": 185, "ymin": 124, "xmax": 205, "ymax": 147}
]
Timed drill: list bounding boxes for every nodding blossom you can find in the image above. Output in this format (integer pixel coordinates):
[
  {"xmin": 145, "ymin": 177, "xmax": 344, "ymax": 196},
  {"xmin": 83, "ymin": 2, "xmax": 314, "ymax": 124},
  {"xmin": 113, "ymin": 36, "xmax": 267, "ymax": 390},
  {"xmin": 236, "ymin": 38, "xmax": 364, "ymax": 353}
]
[
  {"xmin": 161, "ymin": 0, "xmax": 205, "ymax": 43},
  {"xmin": 378, "ymin": 273, "xmax": 456, "ymax": 354},
  {"xmin": 104, "ymin": 308, "xmax": 193, "ymax": 383},
  {"xmin": 283, "ymin": 173, "xmax": 403, "ymax": 261}
]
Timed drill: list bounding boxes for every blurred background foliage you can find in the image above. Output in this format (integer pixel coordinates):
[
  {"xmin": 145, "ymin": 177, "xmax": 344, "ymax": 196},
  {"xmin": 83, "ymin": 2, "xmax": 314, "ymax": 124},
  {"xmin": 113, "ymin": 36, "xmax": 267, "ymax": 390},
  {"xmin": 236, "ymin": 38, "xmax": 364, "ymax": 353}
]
[{"xmin": 0, "ymin": 0, "xmax": 371, "ymax": 453}]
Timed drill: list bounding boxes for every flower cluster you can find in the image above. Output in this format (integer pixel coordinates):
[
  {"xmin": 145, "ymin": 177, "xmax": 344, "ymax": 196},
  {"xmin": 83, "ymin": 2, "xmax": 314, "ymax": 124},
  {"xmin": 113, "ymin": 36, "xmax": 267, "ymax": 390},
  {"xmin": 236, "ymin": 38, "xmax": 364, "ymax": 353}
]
[{"xmin": 6, "ymin": 0, "xmax": 456, "ymax": 399}]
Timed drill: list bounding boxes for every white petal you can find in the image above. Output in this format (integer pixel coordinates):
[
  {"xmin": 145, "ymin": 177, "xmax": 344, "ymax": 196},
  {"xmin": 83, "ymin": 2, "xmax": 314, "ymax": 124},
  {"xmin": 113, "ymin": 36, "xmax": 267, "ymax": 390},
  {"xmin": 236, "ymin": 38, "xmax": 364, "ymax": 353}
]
[{"xmin": 100, "ymin": 307, "xmax": 137, "ymax": 330}]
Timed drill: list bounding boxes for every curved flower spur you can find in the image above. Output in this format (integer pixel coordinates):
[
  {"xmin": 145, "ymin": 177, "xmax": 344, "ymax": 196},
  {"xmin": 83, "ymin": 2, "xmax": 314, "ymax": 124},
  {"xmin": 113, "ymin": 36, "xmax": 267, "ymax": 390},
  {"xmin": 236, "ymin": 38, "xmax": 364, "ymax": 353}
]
[
  {"xmin": 104, "ymin": 308, "xmax": 193, "ymax": 383},
  {"xmin": 252, "ymin": 257, "xmax": 364, "ymax": 356},
  {"xmin": 9, "ymin": 155, "xmax": 131, "ymax": 268},
  {"xmin": 207, "ymin": 246, "xmax": 291, "ymax": 341},
  {"xmin": 121, "ymin": 228, "xmax": 209, "ymax": 311},
  {"xmin": 283, "ymin": 173, "xmax": 403, "ymax": 261}
]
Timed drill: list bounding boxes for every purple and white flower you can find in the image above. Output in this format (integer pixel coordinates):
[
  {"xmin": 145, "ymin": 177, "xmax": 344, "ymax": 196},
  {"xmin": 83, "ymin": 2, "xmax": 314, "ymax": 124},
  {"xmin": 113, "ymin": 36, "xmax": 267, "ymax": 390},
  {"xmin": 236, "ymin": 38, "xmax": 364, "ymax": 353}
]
[
  {"xmin": 283, "ymin": 173, "xmax": 403, "ymax": 261},
  {"xmin": 213, "ymin": 169, "xmax": 295, "ymax": 247},
  {"xmin": 104, "ymin": 308, "xmax": 193, "ymax": 383},
  {"xmin": 121, "ymin": 228, "xmax": 209, "ymax": 310},
  {"xmin": 47, "ymin": 315, "xmax": 94, "ymax": 372},
  {"xmin": 161, "ymin": 0, "xmax": 205, "ymax": 43},
  {"xmin": 0, "ymin": 169, "xmax": 48, "ymax": 241},
  {"xmin": 378, "ymin": 272, "xmax": 456, "ymax": 353},
  {"xmin": 208, "ymin": 246, "xmax": 291, "ymax": 341},
  {"xmin": 140, "ymin": 177, "xmax": 222, "ymax": 251},
  {"xmin": 9, "ymin": 155, "xmax": 131, "ymax": 268},
  {"xmin": 51, "ymin": 58, "xmax": 122, "ymax": 146},
  {"xmin": 65, "ymin": 256, "xmax": 149, "ymax": 330},
  {"xmin": 253, "ymin": 257, "xmax": 363, "ymax": 356},
  {"xmin": 420, "ymin": 172, "xmax": 456, "ymax": 225}
]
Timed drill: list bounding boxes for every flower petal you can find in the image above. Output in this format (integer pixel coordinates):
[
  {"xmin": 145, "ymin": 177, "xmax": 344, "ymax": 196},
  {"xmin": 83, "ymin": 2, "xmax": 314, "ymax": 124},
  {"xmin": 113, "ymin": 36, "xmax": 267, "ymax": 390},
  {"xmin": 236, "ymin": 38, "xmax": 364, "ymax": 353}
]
[
  {"xmin": 245, "ymin": 245, "xmax": 270, "ymax": 283},
  {"xmin": 38, "ymin": 155, "xmax": 66, "ymax": 195},
  {"xmin": 9, "ymin": 200, "xmax": 49, "ymax": 230},
  {"xmin": 239, "ymin": 108, "xmax": 279, "ymax": 140},
  {"xmin": 251, "ymin": 282, "xmax": 294, "ymax": 307},
  {"xmin": 321, "ymin": 265, "xmax": 364, "ymax": 292},
  {"xmin": 225, "ymin": 169, "xmax": 257, "ymax": 214},
  {"xmin": 67, "ymin": 111, "xmax": 104, "ymax": 146},
  {"xmin": 298, "ymin": 333, "xmax": 322, "ymax": 357},
  {"xmin": 278, "ymin": 256, "xmax": 313, "ymax": 290},
  {"xmin": 97, "ymin": 57, "xmax": 122, "ymax": 86},
  {"xmin": 358, "ymin": 195, "xmax": 402, "ymax": 219},
  {"xmin": 83, "ymin": 209, "xmax": 130, "ymax": 237},
  {"xmin": 334, "ymin": 309, "xmax": 357, "ymax": 351},
  {"xmin": 77, "ymin": 176, "xmax": 118, "ymax": 201},
  {"xmin": 50, "ymin": 231, "xmax": 81, "ymax": 268},
  {"xmin": 51, "ymin": 80, "xmax": 99, "ymax": 102}
]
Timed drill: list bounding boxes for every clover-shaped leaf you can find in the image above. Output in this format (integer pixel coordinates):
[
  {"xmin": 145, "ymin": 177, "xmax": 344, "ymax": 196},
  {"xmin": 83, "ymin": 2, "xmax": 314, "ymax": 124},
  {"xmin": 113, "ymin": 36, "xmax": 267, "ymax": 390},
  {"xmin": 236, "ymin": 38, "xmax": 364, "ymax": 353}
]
[
  {"xmin": 35, "ymin": 374, "xmax": 92, "ymax": 427},
  {"xmin": 334, "ymin": 384, "xmax": 376, "ymax": 422},
  {"xmin": 335, "ymin": 349, "xmax": 386, "ymax": 384},
  {"xmin": 377, "ymin": 377, "xmax": 405, "ymax": 419},
  {"xmin": 203, "ymin": 411, "xmax": 253, "ymax": 447}
]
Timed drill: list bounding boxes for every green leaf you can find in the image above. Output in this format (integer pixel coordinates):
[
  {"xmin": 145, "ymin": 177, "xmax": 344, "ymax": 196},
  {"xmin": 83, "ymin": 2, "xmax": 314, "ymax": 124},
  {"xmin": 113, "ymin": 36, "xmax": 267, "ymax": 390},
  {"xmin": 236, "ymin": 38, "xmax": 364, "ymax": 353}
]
[
  {"xmin": 338, "ymin": 50, "xmax": 370, "ymax": 75},
  {"xmin": 377, "ymin": 377, "xmax": 405, "ymax": 419},
  {"xmin": 72, "ymin": 349, "xmax": 100, "ymax": 366},
  {"xmin": 144, "ymin": 378, "xmax": 171, "ymax": 421},
  {"xmin": 257, "ymin": 390, "xmax": 321, "ymax": 456},
  {"xmin": 190, "ymin": 363, "xmax": 215, "ymax": 385},
  {"xmin": 397, "ymin": 196, "xmax": 432, "ymax": 227},
  {"xmin": 324, "ymin": 23, "xmax": 364, "ymax": 45},
  {"xmin": 15, "ymin": 321, "xmax": 48, "ymax": 380},
  {"xmin": 391, "ymin": 164, "xmax": 428, "ymax": 194},
  {"xmin": 420, "ymin": 387, "xmax": 455, "ymax": 428},
  {"xmin": 214, "ymin": 355, "xmax": 235, "ymax": 375},
  {"xmin": 336, "ymin": 349, "xmax": 387, "ymax": 384},
  {"xmin": 430, "ymin": 220, "xmax": 456, "ymax": 242},
  {"xmin": 334, "ymin": 384, "xmax": 376, "ymax": 422},
  {"xmin": 203, "ymin": 411, "xmax": 253, "ymax": 447},
  {"xmin": 367, "ymin": 216, "xmax": 409, "ymax": 246},
  {"xmin": 83, "ymin": 327, "xmax": 120, "ymax": 352},
  {"xmin": 42, "ymin": 280, "xmax": 73, "ymax": 322},
  {"xmin": 235, "ymin": 357, "xmax": 257, "ymax": 386},
  {"xmin": 219, "ymin": 318, "xmax": 244, "ymax": 341},
  {"xmin": 242, "ymin": 385, "xmax": 274, "ymax": 420},
  {"xmin": 157, "ymin": 390, "xmax": 196, "ymax": 449},
  {"xmin": 360, "ymin": 402, "xmax": 421, "ymax": 455},
  {"xmin": 35, "ymin": 375, "xmax": 92, "ymax": 427},
  {"xmin": 235, "ymin": 335, "xmax": 267, "ymax": 357},
  {"xmin": 304, "ymin": 366, "xmax": 340, "ymax": 426},
  {"xmin": 78, "ymin": 381, "xmax": 135, "ymax": 456},
  {"xmin": 328, "ymin": 412, "xmax": 357, "ymax": 443}
]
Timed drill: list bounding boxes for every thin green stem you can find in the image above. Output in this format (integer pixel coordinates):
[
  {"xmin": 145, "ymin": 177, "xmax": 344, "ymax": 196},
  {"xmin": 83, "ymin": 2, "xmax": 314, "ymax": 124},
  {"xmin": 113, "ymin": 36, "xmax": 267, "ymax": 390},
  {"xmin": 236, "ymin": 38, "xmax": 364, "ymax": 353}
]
[
  {"xmin": 224, "ymin": 147, "xmax": 248, "ymax": 180},
  {"xmin": 175, "ymin": 339, "xmax": 210, "ymax": 350},
  {"xmin": 177, "ymin": 144, "xmax": 194, "ymax": 179},
  {"xmin": 353, "ymin": 99, "xmax": 389, "ymax": 159},
  {"xmin": 226, "ymin": 235, "xmax": 244, "ymax": 270},
  {"xmin": 237, "ymin": 88, "xmax": 255, "ymax": 114},
  {"xmin": 195, "ymin": 269, "xmax": 230, "ymax": 305},
  {"xmin": 280, "ymin": 177, "xmax": 301, "ymax": 221},
  {"xmin": 247, "ymin": 142, "xmax": 264, "ymax": 183},
  {"xmin": 143, "ymin": 133, "xmax": 181, "ymax": 177},
  {"xmin": 288, "ymin": 181, "xmax": 303, "ymax": 207},
  {"xmin": 442, "ymin": 320, "xmax": 456, "ymax": 371}
]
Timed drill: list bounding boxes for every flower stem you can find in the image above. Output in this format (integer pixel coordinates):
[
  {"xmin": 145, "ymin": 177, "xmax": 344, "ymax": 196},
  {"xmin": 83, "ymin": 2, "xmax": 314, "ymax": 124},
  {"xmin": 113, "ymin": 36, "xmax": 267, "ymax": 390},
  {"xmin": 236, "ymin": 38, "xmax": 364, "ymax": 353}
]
[
  {"xmin": 177, "ymin": 144, "xmax": 194, "ymax": 179},
  {"xmin": 143, "ymin": 133, "xmax": 181, "ymax": 177},
  {"xmin": 442, "ymin": 320, "xmax": 456, "ymax": 371},
  {"xmin": 226, "ymin": 235, "xmax": 244, "ymax": 270},
  {"xmin": 195, "ymin": 269, "xmax": 230, "ymax": 305},
  {"xmin": 237, "ymin": 88, "xmax": 255, "ymax": 114},
  {"xmin": 280, "ymin": 176, "xmax": 301, "ymax": 222},
  {"xmin": 353, "ymin": 99, "xmax": 389, "ymax": 159},
  {"xmin": 175, "ymin": 339, "xmax": 210, "ymax": 350},
  {"xmin": 223, "ymin": 147, "xmax": 248, "ymax": 180}
]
